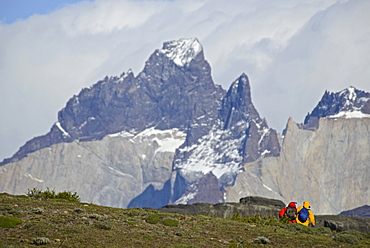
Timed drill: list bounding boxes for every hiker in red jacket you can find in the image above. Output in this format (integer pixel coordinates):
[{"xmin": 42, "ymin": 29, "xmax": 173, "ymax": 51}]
[{"xmin": 279, "ymin": 202, "xmax": 297, "ymax": 223}]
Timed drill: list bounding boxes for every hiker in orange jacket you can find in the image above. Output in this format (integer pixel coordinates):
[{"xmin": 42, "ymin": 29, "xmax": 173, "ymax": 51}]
[
  {"xmin": 296, "ymin": 201, "xmax": 315, "ymax": 227},
  {"xmin": 279, "ymin": 202, "xmax": 297, "ymax": 223}
]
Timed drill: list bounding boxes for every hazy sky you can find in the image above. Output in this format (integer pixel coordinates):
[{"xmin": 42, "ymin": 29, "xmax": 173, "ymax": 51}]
[{"xmin": 1, "ymin": 0, "xmax": 370, "ymax": 161}]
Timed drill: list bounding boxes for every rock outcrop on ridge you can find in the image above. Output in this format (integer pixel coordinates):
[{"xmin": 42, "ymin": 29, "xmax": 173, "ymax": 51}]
[{"xmin": 159, "ymin": 196, "xmax": 285, "ymax": 218}]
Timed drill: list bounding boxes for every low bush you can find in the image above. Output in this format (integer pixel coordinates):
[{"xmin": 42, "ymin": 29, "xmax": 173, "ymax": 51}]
[
  {"xmin": 32, "ymin": 237, "xmax": 50, "ymax": 245},
  {"xmin": 27, "ymin": 187, "xmax": 80, "ymax": 202},
  {"xmin": 163, "ymin": 218, "xmax": 179, "ymax": 227},
  {"xmin": 146, "ymin": 215, "xmax": 161, "ymax": 224},
  {"xmin": 0, "ymin": 216, "xmax": 22, "ymax": 228},
  {"xmin": 253, "ymin": 236, "xmax": 271, "ymax": 244},
  {"xmin": 334, "ymin": 233, "xmax": 360, "ymax": 245},
  {"xmin": 30, "ymin": 207, "xmax": 44, "ymax": 214},
  {"xmin": 95, "ymin": 221, "xmax": 114, "ymax": 230}
]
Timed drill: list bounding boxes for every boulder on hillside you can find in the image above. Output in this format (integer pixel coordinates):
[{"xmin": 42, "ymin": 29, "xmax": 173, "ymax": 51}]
[{"xmin": 239, "ymin": 196, "xmax": 286, "ymax": 208}]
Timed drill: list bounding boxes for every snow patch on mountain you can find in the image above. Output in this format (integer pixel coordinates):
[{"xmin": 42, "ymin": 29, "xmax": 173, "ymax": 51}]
[
  {"xmin": 304, "ymin": 86, "xmax": 370, "ymax": 127},
  {"xmin": 135, "ymin": 127, "xmax": 187, "ymax": 153},
  {"xmin": 24, "ymin": 173, "xmax": 44, "ymax": 183},
  {"xmin": 326, "ymin": 87, "xmax": 370, "ymax": 119},
  {"xmin": 175, "ymin": 124, "xmax": 244, "ymax": 183},
  {"xmin": 327, "ymin": 111, "xmax": 370, "ymax": 119},
  {"xmin": 160, "ymin": 38, "xmax": 202, "ymax": 67},
  {"xmin": 109, "ymin": 127, "xmax": 186, "ymax": 154},
  {"xmin": 55, "ymin": 122, "xmax": 70, "ymax": 137}
]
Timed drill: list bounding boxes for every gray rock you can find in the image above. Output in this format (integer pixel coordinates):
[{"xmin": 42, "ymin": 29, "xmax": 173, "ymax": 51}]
[
  {"xmin": 316, "ymin": 215, "xmax": 370, "ymax": 233},
  {"xmin": 159, "ymin": 196, "xmax": 285, "ymax": 218},
  {"xmin": 0, "ymin": 128, "xmax": 185, "ymax": 208},
  {"xmin": 226, "ymin": 117, "xmax": 370, "ymax": 215}
]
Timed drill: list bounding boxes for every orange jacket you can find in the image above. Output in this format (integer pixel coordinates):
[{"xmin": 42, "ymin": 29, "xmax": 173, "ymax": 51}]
[{"xmin": 296, "ymin": 201, "xmax": 315, "ymax": 226}]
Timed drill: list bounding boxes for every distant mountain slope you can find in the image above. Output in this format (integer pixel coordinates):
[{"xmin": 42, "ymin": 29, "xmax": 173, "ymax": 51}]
[
  {"xmin": 339, "ymin": 205, "xmax": 370, "ymax": 218},
  {"xmin": 303, "ymin": 86, "xmax": 370, "ymax": 129}
]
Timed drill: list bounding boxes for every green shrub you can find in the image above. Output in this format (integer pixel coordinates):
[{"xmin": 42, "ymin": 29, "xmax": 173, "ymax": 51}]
[
  {"xmin": 163, "ymin": 218, "xmax": 179, "ymax": 227},
  {"xmin": 334, "ymin": 233, "xmax": 360, "ymax": 245},
  {"xmin": 315, "ymin": 226, "xmax": 332, "ymax": 235},
  {"xmin": 0, "ymin": 216, "xmax": 22, "ymax": 228},
  {"xmin": 168, "ymin": 245, "xmax": 195, "ymax": 248},
  {"xmin": 284, "ymin": 223, "xmax": 315, "ymax": 234},
  {"xmin": 74, "ymin": 208, "xmax": 84, "ymax": 213},
  {"xmin": 146, "ymin": 215, "xmax": 160, "ymax": 224},
  {"xmin": 253, "ymin": 236, "xmax": 271, "ymax": 244},
  {"xmin": 95, "ymin": 221, "xmax": 114, "ymax": 230},
  {"xmin": 89, "ymin": 213, "xmax": 105, "ymax": 220},
  {"xmin": 340, "ymin": 229, "xmax": 365, "ymax": 240},
  {"xmin": 30, "ymin": 207, "xmax": 44, "ymax": 214},
  {"xmin": 56, "ymin": 191, "xmax": 80, "ymax": 202},
  {"xmin": 126, "ymin": 207, "xmax": 145, "ymax": 217},
  {"xmin": 0, "ymin": 205, "xmax": 12, "ymax": 211},
  {"xmin": 32, "ymin": 237, "xmax": 50, "ymax": 245},
  {"xmin": 27, "ymin": 187, "xmax": 80, "ymax": 202}
]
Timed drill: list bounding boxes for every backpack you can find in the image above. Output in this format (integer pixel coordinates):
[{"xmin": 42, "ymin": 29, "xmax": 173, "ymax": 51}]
[
  {"xmin": 285, "ymin": 206, "xmax": 296, "ymax": 220},
  {"xmin": 298, "ymin": 207, "xmax": 310, "ymax": 222}
]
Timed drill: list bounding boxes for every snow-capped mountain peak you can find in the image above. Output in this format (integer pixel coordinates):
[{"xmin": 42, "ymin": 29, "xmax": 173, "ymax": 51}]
[
  {"xmin": 304, "ymin": 86, "xmax": 370, "ymax": 128},
  {"xmin": 160, "ymin": 38, "xmax": 202, "ymax": 67}
]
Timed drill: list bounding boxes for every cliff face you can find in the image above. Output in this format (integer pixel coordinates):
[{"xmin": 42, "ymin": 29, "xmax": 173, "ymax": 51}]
[
  {"xmin": 171, "ymin": 73, "xmax": 280, "ymax": 204},
  {"xmin": 0, "ymin": 128, "xmax": 185, "ymax": 208},
  {"xmin": 226, "ymin": 117, "xmax": 370, "ymax": 214}
]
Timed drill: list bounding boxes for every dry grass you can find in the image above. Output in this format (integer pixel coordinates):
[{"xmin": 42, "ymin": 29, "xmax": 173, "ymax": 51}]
[{"xmin": 0, "ymin": 192, "xmax": 369, "ymax": 247}]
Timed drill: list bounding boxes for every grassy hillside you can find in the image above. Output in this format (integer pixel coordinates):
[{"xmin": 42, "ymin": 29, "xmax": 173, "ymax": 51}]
[{"xmin": 1, "ymin": 192, "xmax": 369, "ymax": 247}]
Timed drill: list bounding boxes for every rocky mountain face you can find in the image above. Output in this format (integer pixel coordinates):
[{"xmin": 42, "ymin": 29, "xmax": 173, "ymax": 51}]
[
  {"xmin": 303, "ymin": 86, "xmax": 370, "ymax": 129},
  {"xmin": 1, "ymin": 38, "xmax": 225, "ymax": 165},
  {"xmin": 171, "ymin": 74, "xmax": 280, "ymax": 205},
  {"xmin": 0, "ymin": 38, "xmax": 279, "ymax": 209},
  {"xmin": 1, "ymin": 38, "xmax": 369, "ymax": 215},
  {"xmin": 0, "ymin": 128, "xmax": 185, "ymax": 208},
  {"xmin": 226, "ymin": 88, "xmax": 370, "ymax": 214}
]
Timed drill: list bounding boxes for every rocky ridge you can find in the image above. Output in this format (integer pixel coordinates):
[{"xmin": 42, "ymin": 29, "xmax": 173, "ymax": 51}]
[
  {"xmin": 303, "ymin": 86, "xmax": 370, "ymax": 129},
  {"xmin": 0, "ymin": 38, "xmax": 279, "ymax": 209},
  {"xmin": 0, "ymin": 38, "xmax": 369, "ymax": 215},
  {"xmin": 159, "ymin": 196, "xmax": 370, "ymax": 234},
  {"xmin": 226, "ymin": 116, "xmax": 370, "ymax": 215}
]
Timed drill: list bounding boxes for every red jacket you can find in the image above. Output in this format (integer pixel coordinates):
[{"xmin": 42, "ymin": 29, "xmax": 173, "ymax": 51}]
[{"xmin": 279, "ymin": 202, "xmax": 297, "ymax": 223}]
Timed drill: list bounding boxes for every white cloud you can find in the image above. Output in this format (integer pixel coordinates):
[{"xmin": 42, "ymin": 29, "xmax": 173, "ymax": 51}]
[{"xmin": 1, "ymin": 0, "xmax": 369, "ymax": 161}]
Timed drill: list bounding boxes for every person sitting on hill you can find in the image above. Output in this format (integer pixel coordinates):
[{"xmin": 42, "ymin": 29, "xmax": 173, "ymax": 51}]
[
  {"xmin": 296, "ymin": 201, "xmax": 315, "ymax": 227},
  {"xmin": 279, "ymin": 202, "xmax": 297, "ymax": 223}
]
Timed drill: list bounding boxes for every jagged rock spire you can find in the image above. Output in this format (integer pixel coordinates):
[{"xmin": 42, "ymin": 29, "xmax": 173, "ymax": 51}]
[{"xmin": 304, "ymin": 86, "xmax": 370, "ymax": 129}]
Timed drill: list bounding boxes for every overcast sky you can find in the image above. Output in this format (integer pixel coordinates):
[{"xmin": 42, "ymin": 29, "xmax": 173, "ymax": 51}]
[{"xmin": 1, "ymin": 0, "xmax": 370, "ymax": 161}]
